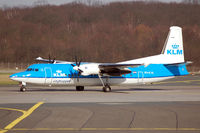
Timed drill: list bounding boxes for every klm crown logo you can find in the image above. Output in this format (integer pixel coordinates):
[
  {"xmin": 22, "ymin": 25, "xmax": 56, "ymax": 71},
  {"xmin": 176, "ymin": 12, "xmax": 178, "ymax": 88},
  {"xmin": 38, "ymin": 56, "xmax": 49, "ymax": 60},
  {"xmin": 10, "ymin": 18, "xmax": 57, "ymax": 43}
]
[
  {"xmin": 172, "ymin": 44, "xmax": 179, "ymax": 49},
  {"xmin": 167, "ymin": 44, "xmax": 182, "ymax": 55}
]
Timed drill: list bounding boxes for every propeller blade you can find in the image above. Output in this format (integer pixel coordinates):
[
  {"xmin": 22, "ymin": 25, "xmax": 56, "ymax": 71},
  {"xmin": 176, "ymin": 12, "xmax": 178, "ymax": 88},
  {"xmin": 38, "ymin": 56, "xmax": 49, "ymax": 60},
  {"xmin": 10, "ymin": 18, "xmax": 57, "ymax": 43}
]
[
  {"xmin": 78, "ymin": 59, "xmax": 82, "ymax": 67},
  {"xmin": 77, "ymin": 71, "xmax": 82, "ymax": 82},
  {"xmin": 75, "ymin": 56, "xmax": 78, "ymax": 66},
  {"xmin": 77, "ymin": 74, "xmax": 79, "ymax": 82},
  {"xmin": 52, "ymin": 58, "xmax": 55, "ymax": 63},
  {"xmin": 78, "ymin": 68, "xmax": 83, "ymax": 73},
  {"xmin": 72, "ymin": 56, "xmax": 83, "ymax": 82},
  {"xmin": 48, "ymin": 54, "xmax": 51, "ymax": 63}
]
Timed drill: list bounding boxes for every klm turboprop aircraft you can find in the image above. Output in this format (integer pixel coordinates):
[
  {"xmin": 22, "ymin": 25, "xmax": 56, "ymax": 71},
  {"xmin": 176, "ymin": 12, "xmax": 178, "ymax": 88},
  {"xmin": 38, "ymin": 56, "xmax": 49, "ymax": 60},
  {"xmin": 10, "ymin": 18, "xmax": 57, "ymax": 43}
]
[{"xmin": 10, "ymin": 26, "xmax": 190, "ymax": 92}]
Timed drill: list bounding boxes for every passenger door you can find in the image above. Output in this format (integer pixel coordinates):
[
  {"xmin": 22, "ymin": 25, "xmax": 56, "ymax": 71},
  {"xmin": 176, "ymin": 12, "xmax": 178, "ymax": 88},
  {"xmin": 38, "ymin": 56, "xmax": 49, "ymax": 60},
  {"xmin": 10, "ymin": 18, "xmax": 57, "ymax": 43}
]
[
  {"xmin": 138, "ymin": 71, "xmax": 144, "ymax": 84},
  {"xmin": 44, "ymin": 67, "xmax": 52, "ymax": 85}
]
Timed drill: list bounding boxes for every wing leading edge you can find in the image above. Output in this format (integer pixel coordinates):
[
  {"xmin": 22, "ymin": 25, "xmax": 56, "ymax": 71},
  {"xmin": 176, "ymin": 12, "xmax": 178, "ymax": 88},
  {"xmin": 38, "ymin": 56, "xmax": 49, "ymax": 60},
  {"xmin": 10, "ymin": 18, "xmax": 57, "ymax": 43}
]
[{"xmin": 99, "ymin": 63, "xmax": 143, "ymax": 76}]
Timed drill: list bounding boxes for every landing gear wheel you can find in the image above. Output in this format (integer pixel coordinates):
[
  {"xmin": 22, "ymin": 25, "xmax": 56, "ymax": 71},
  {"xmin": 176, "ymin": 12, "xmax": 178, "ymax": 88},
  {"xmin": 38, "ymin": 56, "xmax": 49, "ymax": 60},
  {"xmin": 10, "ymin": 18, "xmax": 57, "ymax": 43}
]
[
  {"xmin": 76, "ymin": 86, "xmax": 84, "ymax": 91},
  {"xmin": 20, "ymin": 86, "xmax": 26, "ymax": 92},
  {"xmin": 103, "ymin": 85, "xmax": 111, "ymax": 92}
]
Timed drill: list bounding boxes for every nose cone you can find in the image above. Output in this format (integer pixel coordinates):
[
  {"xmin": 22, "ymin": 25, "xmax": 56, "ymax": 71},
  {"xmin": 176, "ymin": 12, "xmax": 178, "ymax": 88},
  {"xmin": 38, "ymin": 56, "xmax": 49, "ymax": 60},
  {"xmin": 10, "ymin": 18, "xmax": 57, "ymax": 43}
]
[
  {"xmin": 10, "ymin": 73, "xmax": 17, "ymax": 78},
  {"xmin": 10, "ymin": 72, "xmax": 31, "ymax": 83},
  {"xmin": 9, "ymin": 73, "xmax": 19, "ymax": 81},
  {"xmin": 9, "ymin": 72, "xmax": 30, "ymax": 81}
]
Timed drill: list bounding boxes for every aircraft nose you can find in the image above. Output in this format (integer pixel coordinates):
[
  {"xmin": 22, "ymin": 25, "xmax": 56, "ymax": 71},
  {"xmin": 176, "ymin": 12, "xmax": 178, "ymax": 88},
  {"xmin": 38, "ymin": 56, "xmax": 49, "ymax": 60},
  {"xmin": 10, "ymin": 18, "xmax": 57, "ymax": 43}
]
[
  {"xmin": 10, "ymin": 72, "xmax": 31, "ymax": 82},
  {"xmin": 10, "ymin": 73, "xmax": 17, "ymax": 78},
  {"xmin": 9, "ymin": 73, "xmax": 18, "ymax": 81}
]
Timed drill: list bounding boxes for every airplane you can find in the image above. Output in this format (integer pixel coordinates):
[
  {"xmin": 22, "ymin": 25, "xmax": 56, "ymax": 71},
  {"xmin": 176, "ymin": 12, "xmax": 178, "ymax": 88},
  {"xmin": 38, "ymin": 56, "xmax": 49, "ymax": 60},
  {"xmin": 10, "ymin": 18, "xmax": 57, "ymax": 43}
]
[{"xmin": 10, "ymin": 26, "xmax": 191, "ymax": 92}]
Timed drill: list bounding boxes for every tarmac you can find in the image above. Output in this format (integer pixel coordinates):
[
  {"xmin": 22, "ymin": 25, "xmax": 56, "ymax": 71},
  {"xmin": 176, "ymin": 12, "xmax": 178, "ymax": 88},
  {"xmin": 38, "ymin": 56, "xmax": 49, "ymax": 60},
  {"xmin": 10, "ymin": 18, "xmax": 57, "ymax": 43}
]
[{"xmin": 0, "ymin": 74, "xmax": 200, "ymax": 133}]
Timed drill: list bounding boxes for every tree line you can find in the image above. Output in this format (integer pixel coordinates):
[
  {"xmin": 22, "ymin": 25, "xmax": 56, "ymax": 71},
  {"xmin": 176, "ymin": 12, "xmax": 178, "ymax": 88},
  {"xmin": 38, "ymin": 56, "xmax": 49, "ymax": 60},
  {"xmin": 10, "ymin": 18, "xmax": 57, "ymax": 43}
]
[{"xmin": 0, "ymin": 1, "xmax": 200, "ymax": 70}]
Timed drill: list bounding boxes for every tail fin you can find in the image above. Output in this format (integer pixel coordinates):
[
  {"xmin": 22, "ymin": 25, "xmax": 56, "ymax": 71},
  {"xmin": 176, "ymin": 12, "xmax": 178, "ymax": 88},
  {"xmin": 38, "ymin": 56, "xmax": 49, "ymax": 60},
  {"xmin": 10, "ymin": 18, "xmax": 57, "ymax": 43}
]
[
  {"xmin": 119, "ymin": 26, "xmax": 186, "ymax": 65},
  {"xmin": 161, "ymin": 26, "xmax": 184, "ymax": 63}
]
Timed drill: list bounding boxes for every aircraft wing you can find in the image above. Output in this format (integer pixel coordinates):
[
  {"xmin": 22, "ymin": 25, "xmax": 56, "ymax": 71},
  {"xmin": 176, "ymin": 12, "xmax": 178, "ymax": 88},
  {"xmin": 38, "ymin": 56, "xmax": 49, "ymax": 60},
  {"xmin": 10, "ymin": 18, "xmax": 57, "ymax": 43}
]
[
  {"xmin": 99, "ymin": 63, "xmax": 142, "ymax": 68},
  {"xmin": 36, "ymin": 57, "xmax": 73, "ymax": 64},
  {"xmin": 99, "ymin": 63, "xmax": 142, "ymax": 76}
]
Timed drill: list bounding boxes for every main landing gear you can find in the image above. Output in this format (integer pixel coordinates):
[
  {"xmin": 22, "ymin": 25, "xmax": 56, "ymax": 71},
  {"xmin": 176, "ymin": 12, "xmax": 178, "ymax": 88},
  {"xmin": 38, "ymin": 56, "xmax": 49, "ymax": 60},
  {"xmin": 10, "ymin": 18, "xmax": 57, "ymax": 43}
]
[
  {"xmin": 102, "ymin": 84, "xmax": 111, "ymax": 92},
  {"xmin": 98, "ymin": 75, "xmax": 111, "ymax": 92},
  {"xmin": 19, "ymin": 82, "xmax": 27, "ymax": 92},
  {"xmin": 76, "ymin": 86, "xmax": 84, "ymax": 91}
]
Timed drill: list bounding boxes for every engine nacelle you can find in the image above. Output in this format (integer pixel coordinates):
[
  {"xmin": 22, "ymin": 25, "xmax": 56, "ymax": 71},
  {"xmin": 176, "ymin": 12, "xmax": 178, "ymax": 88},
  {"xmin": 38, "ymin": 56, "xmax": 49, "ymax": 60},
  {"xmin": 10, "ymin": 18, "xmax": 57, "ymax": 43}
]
[{"xmin": 79, "ymin": 64, "xmax": 100, "ymax": 76}]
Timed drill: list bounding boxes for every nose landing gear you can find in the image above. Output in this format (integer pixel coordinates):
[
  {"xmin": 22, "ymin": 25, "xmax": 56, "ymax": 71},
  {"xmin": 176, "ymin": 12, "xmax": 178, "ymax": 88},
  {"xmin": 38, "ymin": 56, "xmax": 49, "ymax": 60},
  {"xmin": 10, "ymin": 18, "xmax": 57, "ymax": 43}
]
[
  {"xmin": 20, "ymin": 86, "xmax": 26, "ymax": 92},
  {"xmin": 19, "ymin": 82, "xmax": 27, "ymax": 92}
]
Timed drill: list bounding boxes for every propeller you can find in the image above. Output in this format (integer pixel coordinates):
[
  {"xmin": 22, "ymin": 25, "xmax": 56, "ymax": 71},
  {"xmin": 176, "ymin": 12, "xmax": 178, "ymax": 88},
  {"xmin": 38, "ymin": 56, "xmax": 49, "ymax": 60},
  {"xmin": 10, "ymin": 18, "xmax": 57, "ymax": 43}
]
[
  {"xmin": 48, "ymin": 54, "xmax": 51, "ymax": 63},
  {"xmin": 52, "ymin": 58, "xmax": 56, "ymax": 63},
  {"xmin": 48, "ymin": 54, "xmax": 56, "ymax": 64},
  {"xmin": 71, "ymin": 56, "xmax": 83, "ymax": 82}
]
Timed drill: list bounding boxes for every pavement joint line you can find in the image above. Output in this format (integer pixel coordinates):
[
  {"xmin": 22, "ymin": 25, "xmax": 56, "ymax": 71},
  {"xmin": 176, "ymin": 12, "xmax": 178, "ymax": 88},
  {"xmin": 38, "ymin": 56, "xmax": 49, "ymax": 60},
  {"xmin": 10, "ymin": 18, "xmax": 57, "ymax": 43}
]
[
  {"xmin": 153, "ymin": 79, "xmax": 200, "ymax": 84},
  {"xmin": 0, "ymin": 128, "xmax": 200, "ymax": 131},
  {"xmin": 0, "ymin": 102, "xmax": 44, "ymax": 133}
]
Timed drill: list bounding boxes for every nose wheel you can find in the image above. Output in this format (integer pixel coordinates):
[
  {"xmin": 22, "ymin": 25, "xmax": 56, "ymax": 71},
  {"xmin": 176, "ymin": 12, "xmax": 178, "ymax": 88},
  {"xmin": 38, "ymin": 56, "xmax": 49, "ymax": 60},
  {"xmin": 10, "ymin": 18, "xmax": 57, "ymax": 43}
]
[
  {"xmin": 19, "ymin": 82, "xmax": 27, "ymax": 92},
  {"xmin": 20, "ymin": 86, "xmax": 26, "ymax": 92}
]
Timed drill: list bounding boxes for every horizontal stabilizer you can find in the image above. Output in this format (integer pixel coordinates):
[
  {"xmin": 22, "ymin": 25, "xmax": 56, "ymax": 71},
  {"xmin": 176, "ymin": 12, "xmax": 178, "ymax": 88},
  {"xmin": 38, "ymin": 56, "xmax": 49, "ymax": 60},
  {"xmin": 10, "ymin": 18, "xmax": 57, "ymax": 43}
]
[{"xmin": 164, "ymin": 61, "xmax": 192, "ymax": 66}]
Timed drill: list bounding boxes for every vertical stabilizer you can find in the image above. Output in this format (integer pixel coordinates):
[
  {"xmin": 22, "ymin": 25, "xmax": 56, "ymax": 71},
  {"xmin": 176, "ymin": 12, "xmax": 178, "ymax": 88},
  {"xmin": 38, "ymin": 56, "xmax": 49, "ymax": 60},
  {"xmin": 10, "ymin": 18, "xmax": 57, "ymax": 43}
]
[{"xmin": 161, "ymin": 26, "xmax": 184, "ymax": 63}]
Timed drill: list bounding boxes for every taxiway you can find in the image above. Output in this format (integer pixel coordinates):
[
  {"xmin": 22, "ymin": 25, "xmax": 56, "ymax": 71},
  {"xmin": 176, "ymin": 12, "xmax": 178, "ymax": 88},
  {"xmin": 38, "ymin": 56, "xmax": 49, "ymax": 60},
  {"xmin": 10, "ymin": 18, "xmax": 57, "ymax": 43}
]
[{"xmin": 0, "ymin": 74, "xmax": 200, "ymax": 133}]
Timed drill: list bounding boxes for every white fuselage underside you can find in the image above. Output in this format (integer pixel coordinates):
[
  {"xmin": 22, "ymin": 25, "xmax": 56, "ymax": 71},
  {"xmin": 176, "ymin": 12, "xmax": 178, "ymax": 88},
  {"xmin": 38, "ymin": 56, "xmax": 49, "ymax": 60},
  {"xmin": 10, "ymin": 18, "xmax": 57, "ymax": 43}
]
[{"xmin": 11, "ymin": 77, "xmax": 173, "ymax": 86}]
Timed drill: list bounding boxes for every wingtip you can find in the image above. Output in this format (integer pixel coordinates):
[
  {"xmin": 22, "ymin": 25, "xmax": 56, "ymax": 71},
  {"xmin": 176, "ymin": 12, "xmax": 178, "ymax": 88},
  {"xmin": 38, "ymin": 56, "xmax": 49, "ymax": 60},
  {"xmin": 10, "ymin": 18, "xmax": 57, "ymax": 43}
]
[
  {"xmin": 186, "ymin": 61, "xmax": 193, "ymax": 65},
  {"xmin": 36, "ymin": 57, "xmax": 43, "ymax": 60}
]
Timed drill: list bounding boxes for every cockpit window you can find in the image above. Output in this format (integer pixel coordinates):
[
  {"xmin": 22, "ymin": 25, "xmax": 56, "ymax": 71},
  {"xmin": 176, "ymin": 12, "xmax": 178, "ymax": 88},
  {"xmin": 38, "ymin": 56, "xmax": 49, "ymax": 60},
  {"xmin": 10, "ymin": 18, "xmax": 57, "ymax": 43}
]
[
  {"xmin": 26, "ymin": 68, "xmax": 32, "ymax": 71},
  {"xmin": 26, "ymin": 68, "xmax": 39, "ymax": 71}
]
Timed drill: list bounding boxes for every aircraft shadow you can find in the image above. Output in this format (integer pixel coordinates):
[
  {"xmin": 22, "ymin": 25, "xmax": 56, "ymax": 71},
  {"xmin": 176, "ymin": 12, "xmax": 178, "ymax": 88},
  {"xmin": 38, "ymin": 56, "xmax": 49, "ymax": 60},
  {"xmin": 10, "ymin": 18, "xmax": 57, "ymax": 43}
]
[
  {"xmin": 9, "ymin": 87, "xmax": 166, "ymax": 93},
  {"xmin": 111, "ymin": 88, "xmax": 165, "ymax": 94}
]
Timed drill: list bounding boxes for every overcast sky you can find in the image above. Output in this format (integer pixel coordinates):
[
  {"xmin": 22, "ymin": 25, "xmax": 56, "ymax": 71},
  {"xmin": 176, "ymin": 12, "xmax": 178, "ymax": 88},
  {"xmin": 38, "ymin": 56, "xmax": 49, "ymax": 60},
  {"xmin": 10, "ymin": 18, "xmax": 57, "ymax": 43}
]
[{"xmin": 0, "ymin": 0, "xmax": 182, "ymax": 9}]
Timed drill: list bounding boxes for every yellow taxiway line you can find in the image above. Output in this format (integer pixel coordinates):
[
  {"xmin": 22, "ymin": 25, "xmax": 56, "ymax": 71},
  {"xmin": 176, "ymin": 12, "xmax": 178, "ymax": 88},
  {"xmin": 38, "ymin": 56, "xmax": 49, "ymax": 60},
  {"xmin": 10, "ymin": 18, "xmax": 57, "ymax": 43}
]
[
  {"xmin": 0, "ymin": 127, "xmax": 200, "ymax": 131},
  {"xmin": 0, "ymin": 102, "xmax": 200, "ymax": 132},
  {"xmin": 0, "ymin": 102, "xmax": 44, "ymax": 133},
  {"xmin": 0, "ymin": 107, "xmax": 26, "ymax": 114}
]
